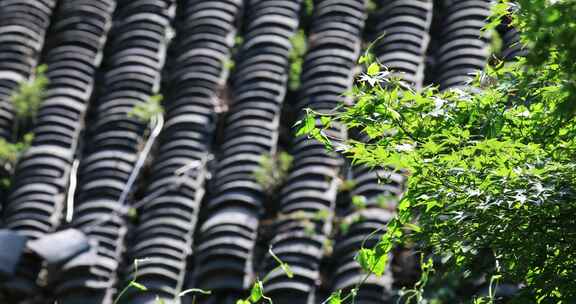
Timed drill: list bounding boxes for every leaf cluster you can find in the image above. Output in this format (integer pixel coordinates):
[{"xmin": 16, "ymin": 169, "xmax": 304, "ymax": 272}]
[
  {"xmin": 298, "ymin": 1, "xmax": 576, "ymax": 302},
  {"xmin": 128, "ymin": 94, "xmax": 164, "ymax": 123},
  {"xmin": 288, "ymin": 30, "xmax": 307, "ymax": 91},
  {"xmin": 237, "ymin": 248, "xmax": 294, "ymax": 304},
  {"xmin": 253, "ymin": 151, "xmax": 293, "ymax": 194},
  {"xmin": 11, "ymin": 64, "xmax": 48, "ymax": 122}
]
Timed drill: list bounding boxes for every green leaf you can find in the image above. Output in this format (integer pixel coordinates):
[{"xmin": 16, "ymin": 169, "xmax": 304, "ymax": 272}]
[
  {"xmin": 296, "ymin": 113, "xmax": 315, "ymax": 137},
  {"xmin": 339, "ymin": 221, "xmax": 350, "ymax": 235},
  {"xmin": 404, "ymin": 223, "xmax": 421, "ymax": 233},
  {"xmin": 372, "ymin": 254, "xmax": 389, "ymax": 276},
  {"xmin": 127, "ymin": 207, "xmax": 137, "ymax": 219},
  {"xmin": 356, "ymin": 248, "xmax": 375, "ymax": 273},
  {"xmin": 327, "ymin": 290, "xmax": 342, "ymax": 304},
  {"xmin": 320, "ymin": 116, "xmax": 331, "ymax": 128},
  {"xmin": 281, "ymin": 263, "xmax": 294, "ymax": 279},
  {"xmin": 268, "ymin": 246, "xmax": 294, "ymax": 278},
  {"xmin": 388, "ymin": 108, "xmax": 401, "ymax": 121},
  {"xmin": 545, "ymin": 8, "xmax": 561, "ymax": 23},
  {"xmin": 352, "ymin": 195, "xmax": 367, "ymax": 210},
  {"xmin": 250, "ymin": 281, "xmax": 263, "ymax": 302},
  {"xmin": 367, "ymin": 62, "xmax": 380, "ymax": 76},
  {"xmin": 130, "ymin": 281, "xmax": 147, "ymax": 291},
  {"xmin": 421, "ymin": 140, "xmax": 444, "ymax": 154},
  {"xmin": 359, "ymin": 53, "xmax": 374, "ymax": 65},
  {"xmin": 11, "ymin": 65, "xmax": 48, "ymax": 121},
  {"xmin": 128, "ymin": 94, "xmax": 164, "ymax": 123}
]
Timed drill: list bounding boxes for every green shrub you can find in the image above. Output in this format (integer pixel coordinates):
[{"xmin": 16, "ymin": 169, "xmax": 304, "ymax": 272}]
[
  {"xmin": 299, "ymin": 1, "xmax": 576, "ymax": 302},
  {"xmin": 1, "ymin": 65, "xmax": 47, "ymax": 188}
]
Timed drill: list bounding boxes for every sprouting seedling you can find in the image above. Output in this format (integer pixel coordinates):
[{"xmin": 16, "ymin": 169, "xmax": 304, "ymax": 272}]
[
  {"xmin": 113, "ymin": 258, "xmax": 150, "ymax": 304},
  {"xmin": 236, "ymin": 248, "xmax": 295, "ymax": 304},
  {"xmin": 114, "ymin": 259, "xmax": 212, "ymax": 304},
  {"xmin": 236, "ymin": 280, "xmax": 272, "ymax": 304},
  {"xmin": 253, "ymin": 152, "xmax": 293, "ymax": 194},
  {"xmin": 268, "ymin": 247, "xmax": 294, "ymax": 279},
  {"xmin": 359, "ymin": 32, "xmax": 387, "ymax": 67},
  {"xmin": 128, "ymin": 94, "xmax": 164, "ymax": 124},
  {"xmin": 321, "ymin": 226, "xmax": 392, "ymax": 304}
]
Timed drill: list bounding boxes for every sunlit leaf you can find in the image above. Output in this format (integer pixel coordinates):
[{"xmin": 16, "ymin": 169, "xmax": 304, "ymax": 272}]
[
  {"xmin": 250, "ymin": 281, "xmax": 263, "ymax": 302},
  {"xmin": 367, "ymin": 62, "xmax": 380, "ymax": 76},
  {"xmin": 130, "ymin": 282, "xmax": 147, "ymax": 291}
]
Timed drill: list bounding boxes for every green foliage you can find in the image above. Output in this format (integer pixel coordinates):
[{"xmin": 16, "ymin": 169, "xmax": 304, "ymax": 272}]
[
  {"xmin": 114, "ymin": 259, "xmax": 148, "ymax": 304},
  {"xmin": 268, "ymin": 247, "xmax": 294, "ymax": 279},
  {"xmin": 255, "ymin": 282, "xmax": 272, "ymax": 303},
  {"xmin": 338, "ymin": 178, "xmax": 357, "ymax": 192},
  {"xmin": 127, "ymin": 207, "xmax": 138, "ymax": 220},
  {"xmin": 294, "ymin": 109, "xmax": 332, "ymax": 148},
  {"xmin": 128, "ymin": 94, "xmax": 164, "ymax": 123},
  {"xmin": 0, "ymin": 133, "xmax": 33, "ymax": 189},
  {"xmin": 11, "ymin": 64, "xmax": 48, "ymax": 122},
  {"xmin": 235, "ymin": 36, "xmax": 244, "ymax": 46},
  {"xmin": 314, "ymin": 209, "xmax": 331, "ymax": 221},
  {"xmin": 225, "ymin": 58, "xmax": 235, "ymax": 71},
  {"xmin": 113, "ymin": 259, "xmax": 211, "ymax": 304},
  {"xmin": 235, "ymin": 281, "xmax": 272, "ymax": 304},
  {"xmin": 0, "ymin": 133, "xmax": 32, "ymax": 166},
  {"xmin": 253, "ymin": 151, "xmax": 293, "ymax": 194},
  {"xmin": 398, "ymin": 256, "xmax": 435, "ymax": 304},
  {"xmin": 366, "ymin": 62, "xmax": 380, "ymax": 76},
  {"xmin": 226, "ymin": 35, "xmax": 245, "ymax": 72},
  {"xmin": 366, "ymin": 0, "xmax": 377, "ymax": 13},
  {"xmin": 351, "ymin": 195, "xmax": 367, "ymax": 210},
  {"xmin": 375, "ymin": 193, "xmax": 396, "ymax": 209},
  {"xmin": 299, "ymin": 1, "xmax": 576, "ymax": 302},
  {"xmin": 0, "ymin": 64, "xmax": 46, "ymax": 190},
  {"xmin": 236, "ymin": 248, "xmax": 292, "ymax": 304},
  {"xmin": 288, "ymin": 30, "xmax": 307, "ymax": 91},
  {"xmin": 303, "ymin": 0, "xmax": 313, "ymax": 18},
  {"xmin": 338, "ymin": 213, "xmax": 362, "ymax": 235},
  {"xmin": 326, "ymin": 290, "xmax": 342, "ymax": 304},
  {"xmin": 489, "ymin": 29, "xmax": 503, "ymax": 57},
  {"xmin": 353, "ymin": 227, "xmax": 391, "ymax": 278}
]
